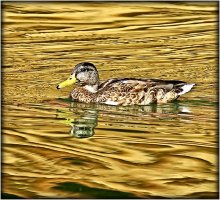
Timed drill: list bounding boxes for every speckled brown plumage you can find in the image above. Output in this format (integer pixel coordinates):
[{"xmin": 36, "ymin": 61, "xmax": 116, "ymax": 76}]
[{"xmin": 71, "ymin": 79, "xmax": 190, "ymax": 106}]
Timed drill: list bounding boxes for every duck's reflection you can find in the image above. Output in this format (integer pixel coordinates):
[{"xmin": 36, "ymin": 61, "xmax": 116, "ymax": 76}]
[
  {"xmin": 69, "ymin": 108, "xmax": 98, "ymax": 138},
  {"xmin": 57, "ymin": 100, "xmax": 192, "ymax": 139}
]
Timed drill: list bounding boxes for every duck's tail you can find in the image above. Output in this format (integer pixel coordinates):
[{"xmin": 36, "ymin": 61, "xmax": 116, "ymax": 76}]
[{"xmin": 177, "ymin": 83, "xmax": 195, "ymax": 95}]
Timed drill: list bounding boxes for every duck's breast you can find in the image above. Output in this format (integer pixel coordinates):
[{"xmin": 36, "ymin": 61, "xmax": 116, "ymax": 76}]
[{"xmin": 71, "ymin": 87, "xmax": 96, "ymax": 103}]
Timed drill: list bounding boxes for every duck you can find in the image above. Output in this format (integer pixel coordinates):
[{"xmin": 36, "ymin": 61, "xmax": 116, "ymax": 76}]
[{"xmin": 57, "ymin": 62, "xmax": 195, "ymax": 106}]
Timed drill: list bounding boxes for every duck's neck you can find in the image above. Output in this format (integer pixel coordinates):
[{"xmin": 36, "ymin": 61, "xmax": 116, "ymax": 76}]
[{"xmin": 83, "ymin": 83, "xmax": 99, "ymax": 93}]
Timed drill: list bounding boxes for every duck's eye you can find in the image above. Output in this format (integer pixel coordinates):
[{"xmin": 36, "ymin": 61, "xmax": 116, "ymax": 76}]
[{"xmin": 69, "ymin": 77, "xmax": 72, "ymax": 80}]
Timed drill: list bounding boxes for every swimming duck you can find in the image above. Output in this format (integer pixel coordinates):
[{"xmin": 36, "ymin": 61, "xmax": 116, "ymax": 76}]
[{"xmin": 57, "ymin": 62, "xmax": 195, "ymax": 106}]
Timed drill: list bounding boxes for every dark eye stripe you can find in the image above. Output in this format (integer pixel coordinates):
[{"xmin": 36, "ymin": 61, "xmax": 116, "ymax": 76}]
[{"xmin": 80, "ymin": 68, "xmax": 94, "ymax": 73}]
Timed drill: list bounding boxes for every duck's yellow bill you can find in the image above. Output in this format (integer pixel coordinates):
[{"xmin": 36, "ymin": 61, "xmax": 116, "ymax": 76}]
[{"xmin": 57, "ymin": 75, "xmax": 77, "ymax": 89}]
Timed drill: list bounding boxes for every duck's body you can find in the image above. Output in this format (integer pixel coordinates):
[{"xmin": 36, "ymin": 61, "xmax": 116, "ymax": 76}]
[{"xmin": 57, "ymin": 62, "xmax": 195, "ymax": 106}]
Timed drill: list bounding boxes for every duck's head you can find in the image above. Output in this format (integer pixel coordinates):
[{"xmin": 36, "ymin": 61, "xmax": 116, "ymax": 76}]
[{"xmin": 57, "ymin": 62, "xmax": 100, "ymax": 92}]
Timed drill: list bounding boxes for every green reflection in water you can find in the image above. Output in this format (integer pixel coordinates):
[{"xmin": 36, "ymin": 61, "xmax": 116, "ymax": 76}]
[{"xmin": 69, "ymin": 109, "xmax": 98, "ymax": 138}]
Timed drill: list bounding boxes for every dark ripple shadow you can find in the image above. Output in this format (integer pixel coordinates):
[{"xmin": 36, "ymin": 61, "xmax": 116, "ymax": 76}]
[
  {"xmin": 1, "ymin": 193, "xmax": 24, "ymax": 199},
  {"xmin": 52, "ymin": 181, "xmax": 140, "ymax": 199},
  {"xmin": 183, "ymin": 192, "xmax": 218, "ymax": 199}
]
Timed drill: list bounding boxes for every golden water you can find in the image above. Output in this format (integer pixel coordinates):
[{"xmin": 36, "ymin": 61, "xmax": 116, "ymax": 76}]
[{"xmin": 2, "ymin": 2, "xmax": 218, "ymax": 198}]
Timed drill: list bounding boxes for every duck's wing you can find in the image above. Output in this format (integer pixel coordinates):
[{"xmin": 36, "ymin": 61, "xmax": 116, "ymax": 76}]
[
  {"xmin": 99, "ymin": 78, "xmax": 186, "ymax": 91},
  {"xmin": 97, "ymin": 78, "xmax": 191, "ymax": 105}
]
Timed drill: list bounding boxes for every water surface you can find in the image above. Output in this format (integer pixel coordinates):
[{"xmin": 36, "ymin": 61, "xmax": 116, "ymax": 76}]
[{"xmin": 2, "ymin": 2, "xmax": 218, "ymax": 199}]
